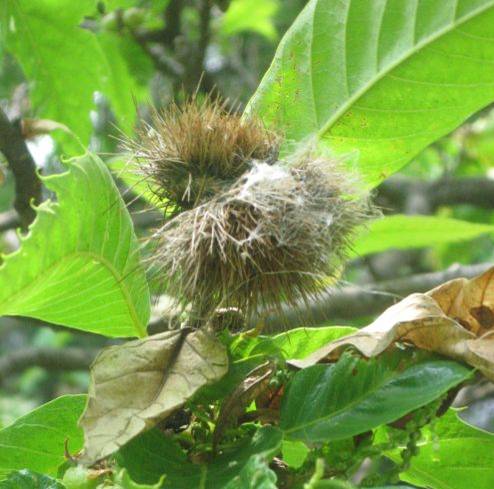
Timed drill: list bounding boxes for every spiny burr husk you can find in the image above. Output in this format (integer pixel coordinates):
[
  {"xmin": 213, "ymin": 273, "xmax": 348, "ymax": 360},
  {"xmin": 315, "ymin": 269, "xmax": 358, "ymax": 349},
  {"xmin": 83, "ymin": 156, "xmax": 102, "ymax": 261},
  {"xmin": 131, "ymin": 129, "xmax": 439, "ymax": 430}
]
[
  {"xmin": 125, "ymin": 97, "xmax": 279, "ymax": 213},
  {"xmin": 150, "ymin": 155, "xmax": 373, "ymax": 322}
]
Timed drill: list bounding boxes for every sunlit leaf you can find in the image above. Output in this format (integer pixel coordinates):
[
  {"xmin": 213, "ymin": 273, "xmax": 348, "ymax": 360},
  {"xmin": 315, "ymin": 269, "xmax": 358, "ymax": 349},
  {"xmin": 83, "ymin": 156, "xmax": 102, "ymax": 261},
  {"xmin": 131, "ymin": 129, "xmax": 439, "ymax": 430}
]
[
  {"xmin": 281, "ymin": 440, "xmax": 309, "ymax": 469},
  {"xmin": 220, "ymin": 0, "xmax": 279, "ymax": 41},
  {"xmin": 353, "ymin": 215, "xmax": 494, "ymax": 257},
  {"xmin": 1, "ymin": 1, "xmax": 140, "ymax": 146},
  {"xmin": 0, "ymin": 395, "xmax": 85, "ymax": 480},
  {"xmin": 247, "ymin": 0, "xmax": 494, "ymax": 187},
  {"xmin": 0, "ymin": 153, "xmax": 150, "ymax": 337},
  {"xmin": 389, "ymin": 410, "xmax": 494, "ymax": 489}
]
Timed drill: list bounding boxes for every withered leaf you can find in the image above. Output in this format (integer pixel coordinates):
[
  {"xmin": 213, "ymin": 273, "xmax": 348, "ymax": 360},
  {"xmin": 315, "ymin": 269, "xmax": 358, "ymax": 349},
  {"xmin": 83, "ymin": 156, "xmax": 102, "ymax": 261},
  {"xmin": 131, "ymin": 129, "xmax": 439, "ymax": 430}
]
[
  {"xmin": 289, "ymin": 267, "xmax": 494, "ymax": 381},
  {"xmin": 79, "ymin": 328, "xmax": 228, "ymax": 464},
  {"xmin": 213, "ymin": 361, "xmax": 276, "ymax": 450},
  {"xmin": 428, "ymin": 267, "xmax": 494, "ymax": 335},
  {"xmin": 467, "ymin": 332, "xmax": 494, "ymax": 379},
  {"xmin": 21, "ymin": 118, "xmax": 71, "ymax": 139}
]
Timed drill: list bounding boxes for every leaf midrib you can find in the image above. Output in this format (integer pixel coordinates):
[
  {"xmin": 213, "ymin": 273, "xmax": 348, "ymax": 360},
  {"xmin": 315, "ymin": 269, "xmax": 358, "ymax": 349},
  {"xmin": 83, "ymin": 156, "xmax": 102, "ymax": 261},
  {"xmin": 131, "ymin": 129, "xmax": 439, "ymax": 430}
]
[
  {"xmin": 285, "ymin": 362, "xmax": 398, "ymax": 435},
  {"xmin": 0, "ymin": 250, "xmax": 146, "ymax": 337},
  {"xmin": 316, "ymin": 0, "xmax": 494, "ymax": 139},
  {"xmin": 284, "ymin": 361, "xmax": 461, "ymax": 436}
]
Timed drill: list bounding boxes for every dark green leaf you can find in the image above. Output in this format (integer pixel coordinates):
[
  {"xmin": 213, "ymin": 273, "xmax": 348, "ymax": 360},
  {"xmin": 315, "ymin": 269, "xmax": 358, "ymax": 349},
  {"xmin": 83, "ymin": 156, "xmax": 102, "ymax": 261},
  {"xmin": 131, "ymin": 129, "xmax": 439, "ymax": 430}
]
[
  {"xmin": 113, "ymin": 469, "xmax": 165, "ymax": 489},
  {"xmin": 223, "ymin": 454, "xmax": 277, "ymax": 489},
  {"xmin": 118, "ymin": 426, "xmax": 282, "ymax": 488},
  {"xmin": 281, "ymin": 350, "xmax": 472, "ymax": 443}
]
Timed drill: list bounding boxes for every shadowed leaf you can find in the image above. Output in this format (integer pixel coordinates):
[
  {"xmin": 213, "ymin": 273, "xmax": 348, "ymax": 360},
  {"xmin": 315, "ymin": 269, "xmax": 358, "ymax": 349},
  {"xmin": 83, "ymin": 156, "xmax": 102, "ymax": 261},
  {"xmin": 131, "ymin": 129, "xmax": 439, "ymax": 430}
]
[
  {"xmin": 213, "ymin": 361, "xmax": 276, "ymax": 449},
  {"xmin": 117, "ymin": 426, "xmax": 282, "ymax": 488},
  {"xmin": 79, "ymin": 329, "xmax": 228, "ymax": 464},
  {"xmin": 281, "ymin": 350, "xmax": 471, "ymax": 443}
]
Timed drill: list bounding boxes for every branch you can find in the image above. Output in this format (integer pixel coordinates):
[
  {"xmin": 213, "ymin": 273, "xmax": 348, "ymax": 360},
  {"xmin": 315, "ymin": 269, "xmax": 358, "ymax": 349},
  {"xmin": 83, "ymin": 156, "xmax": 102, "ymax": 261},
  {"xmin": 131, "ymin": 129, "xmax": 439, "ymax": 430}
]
[
  {"xmin": 261, "ymin": 262, "xmax": 492, "ymax": 330},
  {"xmin": 379, "ymin": 176, "xmax": 494, "ymax": 212},
  {"xmin": 183, "ymin": 0, "xmax": 212, "ymax": 92},
  {"xmin": 0, "ymin": 108, "xmax": 41, "ymax": 229},
  {"xmin": 162, "ymin": 0, "xmax": 183, "ymax": 44},
  {"xmin": 0, "ymin": 347, "xmax": 97, "ymax": 386},
  {"xmin": 0, "ymin": 209, "xmax": 20, "ymax": 232},
  {"xmin": 128, "ymin": 1, "xmax": 186, "ymax": 79},
  {"xmin": 131, "ymin": 29, "xmax": 184, "ymax": 78}
]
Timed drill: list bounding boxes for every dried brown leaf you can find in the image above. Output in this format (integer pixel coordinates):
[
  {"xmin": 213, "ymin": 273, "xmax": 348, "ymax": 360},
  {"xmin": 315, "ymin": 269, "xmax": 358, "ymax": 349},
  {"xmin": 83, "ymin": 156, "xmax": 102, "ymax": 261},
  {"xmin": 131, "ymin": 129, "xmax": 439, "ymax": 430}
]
[
  {"xmin": 79, "ymin": 329, "xmax": 228, "ymax": 464},
  {"xmin": 21, "ymin": 118, "xmax": 70, "ymax": 139},
  {"xmin": 289, "ymin": 267, "xmax": 494, "ymax": 381},
  {"xmin": 428, "ymin": 267, "xmax": 494, "ymax": 335},
  {"xmin": 213, "ymin": 360, "xmax": 275, "ymax": 450},
  {"xmin": 467, "ymin": 332, "xmax": 494, "ymax": 379}
]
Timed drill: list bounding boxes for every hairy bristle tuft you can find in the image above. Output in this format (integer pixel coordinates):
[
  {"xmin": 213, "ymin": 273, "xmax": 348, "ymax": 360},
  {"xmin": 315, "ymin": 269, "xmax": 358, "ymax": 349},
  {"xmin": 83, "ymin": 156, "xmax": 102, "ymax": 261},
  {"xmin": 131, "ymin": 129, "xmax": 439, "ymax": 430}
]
[
  {"xmin": 125, "ymin": 96, "xmax": 280, "ymax": 212},
  {"xmin": 150, "ymin": 154, "xmax": 374, "ymax": 322}
]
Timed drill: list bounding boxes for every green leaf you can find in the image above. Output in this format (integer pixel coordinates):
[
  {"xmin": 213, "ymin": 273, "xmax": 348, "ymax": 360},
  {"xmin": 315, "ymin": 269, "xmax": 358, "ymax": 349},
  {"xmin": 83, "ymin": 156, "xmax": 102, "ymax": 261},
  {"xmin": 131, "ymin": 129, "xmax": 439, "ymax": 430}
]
[
  {"xmin": 396, "ymin": 410, "xmax": 494, "ymax": 489},
  {"xmin": 231, "ymin": 326, "xmax": 356, "ymax": 361},
  {"xmin": 281, "ymin": 440, "xmax": 309, "ymax": 469},
  {"xmin": 0, "ymin": 395, "xmax": 86, "ymax": 480},
  {"xmin": 113, "ymin": 469, "xmax": 165, "ymax": 489},
  {"xmin": 0, "ymin": 153, "xmax": 150, "ymax": 338},
  {"xmin": 199, "ymin": 327, "xmax": 356, "ymax": 404},
  {"xmin": 117, "ymin": 426, "xmax": 282, "ymax": 488},
  {"xmin": 223, "ymin": 455, "xmax": 277, "ymax": 489},
  {"xmin": 0, "ymin": 470, "xmax": 64, "ymax": 488},
  {"xmin": 254, "ymin": 326, "xmax": 357, "ymax": 360},
  {"xmin": 247, "ymin": 0, "xmax": 494, "ymax": 187},
  {"xmin": 220, "ymin": 0, "xmax": 279, "ymax": 41},
  {"xmin": 280, "ymin": 350, "xmax": 472, "ymax": 443},
  {"xmin": 2, "ymin": 1, "xmax": 138, "ymax": 146},
  {"xmin": 353, "ymin": 215, "xmax": 494, "ymax": 257},
  {"xmin": 2, "ymin": 0, "xmax": 96, "ymax": 145},
  {"xmin": 96, "ymin": 32, "xmax": 139, "ymax": 135},
  {"xmin": 110, "ymin": 35, "xmax": 153, "ymax": 101}
]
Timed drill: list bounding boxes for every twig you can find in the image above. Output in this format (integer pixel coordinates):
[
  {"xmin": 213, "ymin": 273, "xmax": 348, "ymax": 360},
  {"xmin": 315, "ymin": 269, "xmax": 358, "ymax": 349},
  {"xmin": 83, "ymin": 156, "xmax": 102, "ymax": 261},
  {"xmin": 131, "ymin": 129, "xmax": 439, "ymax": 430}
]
[
  {"xmin": 162, "ymin": 0, "xmax": 183, "ymax": 44},
  {"xmin": 379, "ymin": 176, "xmax": 494, "ymax": 212},
  {"xmin": 0, "ymin": 347, "xmax": 97, "ymax": 386},
  {"xmin": 0, "ymin": 209, "xmax": 20, "ymax": 232},
  {"xmin": 260, "ymin": 262, "xmax": 492, "ymax": 330},
  {"xmin": 0, "ymin": 108, "xmax": 41, "ymax": 228},
  {"xmin": 184, "ymin": 0, "xmax": 212, "ymax": 92},
  {"xmin": 131, "ymin": 29, "xmax": 184, "ymax": 78}
]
